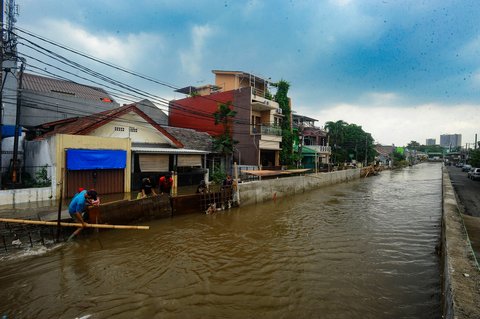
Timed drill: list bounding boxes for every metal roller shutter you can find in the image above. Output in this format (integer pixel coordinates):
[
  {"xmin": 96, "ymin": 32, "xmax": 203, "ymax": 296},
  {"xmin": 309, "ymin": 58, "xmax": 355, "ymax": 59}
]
[
  {"xmin": 177, "ymin": 154, "xmax": 202, "ymax": 167},
  {"xmin": 139, "ymin": 154, "xmax": 169, "ymax": 172},
  {"xmin": 66, "ymin": 169, "xmax": 124, "ymax": 197}
]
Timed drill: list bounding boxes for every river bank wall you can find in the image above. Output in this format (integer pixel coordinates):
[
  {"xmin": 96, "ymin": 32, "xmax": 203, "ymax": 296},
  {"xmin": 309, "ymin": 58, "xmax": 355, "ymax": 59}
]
[
  {"xmin": 238, "ymin": 168, "xmax": 361, "ymax": 206},
  {"xmin": 441, "ymin": 168, "xmax": 480, "ymax": 318}
]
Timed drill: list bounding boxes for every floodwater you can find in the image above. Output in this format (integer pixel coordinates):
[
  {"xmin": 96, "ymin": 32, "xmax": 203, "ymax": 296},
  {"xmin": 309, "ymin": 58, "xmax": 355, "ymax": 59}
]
[{"xmin": 0, "ymin": 163, "xmax": 442, "ymax": 319}]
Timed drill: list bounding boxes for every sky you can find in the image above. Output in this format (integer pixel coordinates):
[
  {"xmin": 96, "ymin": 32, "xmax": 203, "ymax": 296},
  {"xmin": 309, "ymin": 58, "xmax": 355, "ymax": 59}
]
[{"xmin": 14, "ymin": 0, "xmax": 480, "ymax": 146}]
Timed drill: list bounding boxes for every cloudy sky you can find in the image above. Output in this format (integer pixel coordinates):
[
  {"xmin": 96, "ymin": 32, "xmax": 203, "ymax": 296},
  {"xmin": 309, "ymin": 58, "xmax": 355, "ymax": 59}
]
[{"xmin": 16, "ymin": 0, "xmax": 480, "ymax": 146}]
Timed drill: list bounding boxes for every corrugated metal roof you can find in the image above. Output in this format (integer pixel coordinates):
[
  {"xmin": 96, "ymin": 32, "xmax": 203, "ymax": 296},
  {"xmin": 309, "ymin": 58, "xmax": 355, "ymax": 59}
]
[
  {"xmin": 163, "ymin": 126, "xmax": 213, "ymax": 152},
  {"xmin": 23, "ymin": 73, "xmax": 114, "ymax": 101},
  {"xmin": 131, "ymin": 147, "xmax": 209, "ymax": 154}
]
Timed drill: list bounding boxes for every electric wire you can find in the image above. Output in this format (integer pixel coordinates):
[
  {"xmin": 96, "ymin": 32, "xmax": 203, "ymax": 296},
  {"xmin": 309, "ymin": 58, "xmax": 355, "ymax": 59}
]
[{"xmin": 3, "ymin": 27, "xmax": 308, "ymax": 141}]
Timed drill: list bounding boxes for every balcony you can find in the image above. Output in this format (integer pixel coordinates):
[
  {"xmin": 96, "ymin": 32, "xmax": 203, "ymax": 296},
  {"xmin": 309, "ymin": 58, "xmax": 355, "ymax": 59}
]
[
  {"xmin": 305, "ymin": 145, "xmax": 332, "ymax": 154},
  {"xmin": 252, "ymin": 124, "xmax": 282, "ymax": 136},
  {"xmin": 251, "ymin": 87, "xmax": 279, "ymax": 111}
]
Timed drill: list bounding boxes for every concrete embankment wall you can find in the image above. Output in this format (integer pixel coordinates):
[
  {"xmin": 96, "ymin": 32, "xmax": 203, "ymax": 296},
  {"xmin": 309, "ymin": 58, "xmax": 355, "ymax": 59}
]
[
  {"xmin": 238, "ymin": 169, "xmax": 361, "ymax": 206},
  {"xmin": 0, "ymin": 187, "xmax": 56, "ymax": 206},
  {"xmin": 441, "ymin": 169, "xmax": 480, "ymax": 318}
]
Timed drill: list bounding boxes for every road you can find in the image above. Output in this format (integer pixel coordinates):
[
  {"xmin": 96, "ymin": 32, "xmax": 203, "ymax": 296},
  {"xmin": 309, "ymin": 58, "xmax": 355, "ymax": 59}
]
[
  {"xmin": 447, "ymin": 165, "xmax": 480, "ymax": 217},
  {"xmin": 447, "ymin": 165, "xmax": 480, "ymax": 262}
]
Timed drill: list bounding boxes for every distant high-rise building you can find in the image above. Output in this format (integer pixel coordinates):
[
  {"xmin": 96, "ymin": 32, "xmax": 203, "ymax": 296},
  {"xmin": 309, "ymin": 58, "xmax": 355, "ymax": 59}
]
[
  {"xmin": 440, "ymin": 134, "xmax": 462, "ymax": 148},
  {"xmin": 426, "ymin": 138, "xmax": 436, "ymax": 146}
]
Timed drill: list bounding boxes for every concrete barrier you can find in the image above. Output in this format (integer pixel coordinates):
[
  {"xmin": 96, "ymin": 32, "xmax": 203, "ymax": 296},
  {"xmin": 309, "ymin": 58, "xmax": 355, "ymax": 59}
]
[
  {"xmin": 441, "ymin": 169, "xmax": 480, "ymax": 318},
  {"xmin": 238, "ymin": 169, "xmax": 361, "ymax": 206},
  {"xmin": 0, "ymin": 187, "xmax": 55, "ymax": 206}
]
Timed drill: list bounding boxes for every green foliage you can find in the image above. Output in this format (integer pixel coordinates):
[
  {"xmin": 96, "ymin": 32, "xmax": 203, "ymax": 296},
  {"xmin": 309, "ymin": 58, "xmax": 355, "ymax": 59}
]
[
  {"xmin": 22, "ymin": 165, "xmax": 51, "ymax": 188},
  {"xmin": 213, "ymin": 101, "xmax": 237, "ymax": 129},
  {"xmin": 273, "ymin": 80, "xmax": 294, "ymax": 166},
  {"xmin": 417, "ymin": 145, "xmax": 445, "ymax": 154},
  {"xmin": 35, "ymin": 165, "xmax": 52, "ymax": 187},
  {"xmin": 469, "ymin": 149, "xmax": 480, "ymax": 167},
  {"xmin": 210, "ymin": 164, "xmax": 226, "ymax": 184},
  {"xmin": 407, "ymin": 140, "xmax": 420, "ymax": 148},
  {"xmin": 280, "ymin": 129, "xmax": 293, "ymax": 165},
  {"xmin": 264, "ymin": 87, "xmax": 273, "ymax": 100},
  {"xmin": 188, "ymin": 91, "xmax": 200, "ymax": 97},
  {"xmin": 212, "ymin": 101, "xmax": 238, "ymax": 156},
  {"xmin": 394, "ymin": 159, "xmax": 410, "ymax": 168},
  {"xmin": 393, "ymin": 150, "xmax": 406, "ymax": 162},
  {"xmin": 213, "ymin": 133, "xmax": 238, "ymax": 155},
  {"xmin": 325, "ymin": 120, "xmax": 375, "ymax": 165}
]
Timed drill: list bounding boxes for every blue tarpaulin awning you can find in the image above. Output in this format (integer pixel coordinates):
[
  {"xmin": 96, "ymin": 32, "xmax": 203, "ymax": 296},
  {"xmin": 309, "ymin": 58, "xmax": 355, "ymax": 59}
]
[
  {"xmin": 1, "ymin": 125, "xmax": 22, "ymax": 138},
  {"xmin": 66, "ymin": 149, "xmax": 127, "ymax": 170}
]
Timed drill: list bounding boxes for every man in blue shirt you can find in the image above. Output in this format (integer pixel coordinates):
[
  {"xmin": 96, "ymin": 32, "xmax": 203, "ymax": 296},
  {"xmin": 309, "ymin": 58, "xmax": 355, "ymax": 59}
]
[{"xmin": 68, "ymin": 189, "xmax": 97, "ymax": 240}]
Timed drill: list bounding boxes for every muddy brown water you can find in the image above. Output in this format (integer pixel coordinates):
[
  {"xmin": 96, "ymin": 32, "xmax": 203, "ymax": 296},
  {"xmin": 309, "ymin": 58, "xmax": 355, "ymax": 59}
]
[{"xmin": 0, "ymin": 163, "xmax": 442, "ymax": 318}]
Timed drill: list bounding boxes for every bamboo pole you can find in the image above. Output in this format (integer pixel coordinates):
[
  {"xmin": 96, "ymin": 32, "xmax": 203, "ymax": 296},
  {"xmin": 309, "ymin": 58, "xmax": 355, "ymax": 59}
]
[
  {"xmin": 56, "ymin": 167, "xmax": 64, "ymax": 242},
  {"xmin": 0, "ymin": 218, "xmax": 149, "ymax": 230}
]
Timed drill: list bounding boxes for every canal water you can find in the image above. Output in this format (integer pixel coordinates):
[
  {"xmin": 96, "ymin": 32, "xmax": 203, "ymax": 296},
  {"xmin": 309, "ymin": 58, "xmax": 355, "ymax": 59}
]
[{"xmin": 0, "ymin": 163, "xmax": 442, "ymax": 318}]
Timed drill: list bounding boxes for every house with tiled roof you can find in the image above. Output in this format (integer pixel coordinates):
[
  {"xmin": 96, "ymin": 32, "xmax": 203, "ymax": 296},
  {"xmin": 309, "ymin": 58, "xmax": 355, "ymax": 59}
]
[
  {"xmin": 374, "ymin": 144, "xmax": 394, "ymax": 166},
  {"xmin": 26, "ymin": 103, "xmax": 212, "ymax": 198}
]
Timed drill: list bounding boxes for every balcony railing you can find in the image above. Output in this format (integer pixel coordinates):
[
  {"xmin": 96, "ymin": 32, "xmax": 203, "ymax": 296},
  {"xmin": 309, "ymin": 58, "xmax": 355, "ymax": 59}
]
[
  {"xmin": 305, "ymin": 145, "xmax": 332, "ymax": 154},
  {"xmin": 252, "ymin": 125, "xmax": 282, "ymax": 136},
  {"xmin": 252, "ymin": 87, "xmax": 265, "ymax": 98},
  {"xmin": 261, "ymin": 125, "xmax": 282, "ymax": 136}
]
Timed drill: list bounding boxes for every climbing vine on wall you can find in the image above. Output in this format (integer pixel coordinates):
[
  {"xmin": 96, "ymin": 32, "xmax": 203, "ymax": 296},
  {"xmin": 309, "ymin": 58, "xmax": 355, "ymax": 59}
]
[{"xmin": 273, "ymin": 80, "xmax": 294, "ymax": 166}]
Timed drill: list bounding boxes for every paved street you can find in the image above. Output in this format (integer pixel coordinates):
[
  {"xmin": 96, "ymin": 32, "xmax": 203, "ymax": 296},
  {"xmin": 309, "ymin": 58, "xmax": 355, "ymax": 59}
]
[
  {"xmin": 447, "ymin": 165, "xmax": 480, "ymax": 217},
  {"xmin": 447, "ymin": 165, "xmax": 480, "ymax": 262}
]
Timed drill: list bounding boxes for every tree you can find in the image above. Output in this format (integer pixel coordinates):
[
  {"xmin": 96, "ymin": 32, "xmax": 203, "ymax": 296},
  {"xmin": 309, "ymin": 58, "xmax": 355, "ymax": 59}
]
[
  {"xmin": 407, "ymin": 141, "xmax": 420, "ymax": 149},
  {"xmin": 325, "ymin": 120, "xmax": 347, "ymax": 164},
  {"xmin": 393, "ymin": 150, "xmax": 406, "ymax": 162},
  {"xmin": 212, "ymin": 101, "xmax": 238, "ymax": 157},
  {"xmin": 325, "ymin": 121, "xmax": 375, "ymax": 165},
  {"xmin": 469, "ymin": 149, "xmax": 480, "ymax": 167}
]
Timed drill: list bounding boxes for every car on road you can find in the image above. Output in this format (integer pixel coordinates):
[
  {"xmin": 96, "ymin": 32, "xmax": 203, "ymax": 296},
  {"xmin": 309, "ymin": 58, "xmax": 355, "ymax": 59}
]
[
  {"xmin": 456, "ymin": 162, "xmax": 464, "ymax": 168},
  {"xmin": 468, "ymin": 168, "xmax": 480, "ymax": 181},
  {"xmin": 462, "ymin": 164, "xmax": 472, "ymax": 172}
]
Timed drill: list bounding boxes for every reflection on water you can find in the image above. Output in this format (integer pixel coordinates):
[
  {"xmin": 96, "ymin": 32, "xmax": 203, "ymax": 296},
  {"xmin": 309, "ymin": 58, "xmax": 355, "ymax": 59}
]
[{"xmin": 0, "ymin": 163, "xmax": 442, "ymax": 318}]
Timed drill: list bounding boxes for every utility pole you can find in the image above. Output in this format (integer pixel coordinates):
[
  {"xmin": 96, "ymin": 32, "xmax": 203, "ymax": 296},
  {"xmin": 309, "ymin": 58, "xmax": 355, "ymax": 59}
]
[
  {"xmin": 0, "ymin": 0, "xmax": 4, "ymax": 188},
  {"xmin": 11, "ymin": 60, "xmax": 23, "ymax": 184},
  {"xmin": 3, "ymin": 0, "xmax": 18, "ymax": 186}
]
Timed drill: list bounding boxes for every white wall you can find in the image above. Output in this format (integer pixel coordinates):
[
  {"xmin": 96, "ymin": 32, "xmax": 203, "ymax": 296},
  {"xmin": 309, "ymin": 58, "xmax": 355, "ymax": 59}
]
[
  {"xmin": 1, "ymin": 135, "xmax": 24, "ymax": 173},
  {"xmin": 24, "ymin": 137, "xmax": 56, "ymax": 181},
  {"xmin": 0, "ymin": 187, "xmax": 56, "ymax": 206},
  {"xmin": 89, "ymin": 112, "xmax": 175, "ymax": 145}
]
